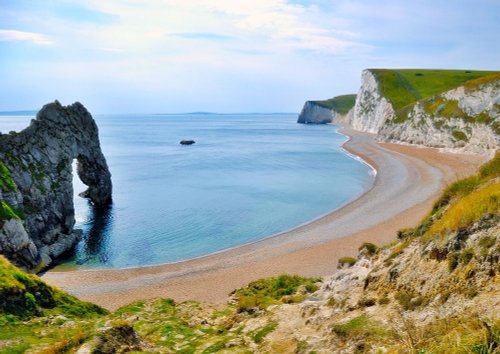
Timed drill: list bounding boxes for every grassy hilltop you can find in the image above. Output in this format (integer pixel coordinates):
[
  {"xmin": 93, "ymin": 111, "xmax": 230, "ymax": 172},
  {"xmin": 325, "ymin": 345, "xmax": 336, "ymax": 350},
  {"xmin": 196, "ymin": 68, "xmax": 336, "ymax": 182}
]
[
  {"xmin": 369, "ymin": 69, "xmax": 499, "ymax": 112},
  {"xmin": 0, "ymin": 155, "xmax": 498, "ymax": 353}
]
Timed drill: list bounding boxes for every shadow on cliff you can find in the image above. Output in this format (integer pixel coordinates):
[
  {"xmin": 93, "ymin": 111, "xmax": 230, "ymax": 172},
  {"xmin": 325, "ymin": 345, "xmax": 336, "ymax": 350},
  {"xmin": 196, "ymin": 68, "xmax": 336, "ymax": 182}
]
[{"xmin": 75, "ymin": 202, "xmax": 114, "ymax": 265}]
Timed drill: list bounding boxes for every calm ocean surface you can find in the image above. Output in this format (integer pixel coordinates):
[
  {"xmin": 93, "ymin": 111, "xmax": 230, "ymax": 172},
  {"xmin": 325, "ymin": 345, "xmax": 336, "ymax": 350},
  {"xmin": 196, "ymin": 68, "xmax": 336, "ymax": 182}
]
[{"xmin": 0, "ymin": 113, "xmax": 373, "ymax": 268}]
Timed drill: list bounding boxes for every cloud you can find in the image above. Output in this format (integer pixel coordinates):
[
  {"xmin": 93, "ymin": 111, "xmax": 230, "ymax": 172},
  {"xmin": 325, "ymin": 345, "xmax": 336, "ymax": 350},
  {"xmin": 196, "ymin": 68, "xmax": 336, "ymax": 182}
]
[
  {"xmin": 75, "ymin": 0, "xmax": 367, "ymax": 56},
  {"xmin": 170, "ymin": 32, "xmax": 234, "ymax": 41},
  {"xmin": 1, "ymin": 0, "xmax": 498, "ymax": 113},
  {"xmin": 0, "ymin": 29, "xmax": 54, "ymax": 45}
]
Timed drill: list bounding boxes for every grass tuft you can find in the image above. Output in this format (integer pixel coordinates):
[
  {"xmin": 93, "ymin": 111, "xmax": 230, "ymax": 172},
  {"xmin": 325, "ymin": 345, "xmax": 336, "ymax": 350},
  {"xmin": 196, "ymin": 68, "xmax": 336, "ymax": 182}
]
[
  {"xmin": 338, "ymin": 257, "xmax": 357, "ymax": 268},
  {"xmin": 0, "ymin": 161, "xmax": 16, "ymax": 192}
]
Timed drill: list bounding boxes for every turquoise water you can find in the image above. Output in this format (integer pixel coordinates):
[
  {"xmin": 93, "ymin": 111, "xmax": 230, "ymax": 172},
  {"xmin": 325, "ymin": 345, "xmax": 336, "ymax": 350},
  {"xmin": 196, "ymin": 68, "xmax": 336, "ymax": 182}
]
[{"xmin": 0, "ymin": 113, "xmax": 373, "ymax": 268}]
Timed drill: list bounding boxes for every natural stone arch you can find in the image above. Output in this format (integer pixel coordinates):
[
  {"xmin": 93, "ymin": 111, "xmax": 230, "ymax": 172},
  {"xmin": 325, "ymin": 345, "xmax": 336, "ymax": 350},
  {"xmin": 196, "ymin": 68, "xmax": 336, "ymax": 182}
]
[{"xmin": 0, "ymin": 101, "xmax": 112, "ymax": 271}]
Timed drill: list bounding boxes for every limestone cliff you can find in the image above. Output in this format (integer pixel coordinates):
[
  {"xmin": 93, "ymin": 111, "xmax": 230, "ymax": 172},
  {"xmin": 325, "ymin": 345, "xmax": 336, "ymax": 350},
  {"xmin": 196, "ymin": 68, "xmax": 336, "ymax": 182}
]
[
  {"xmin": 350, "ymin": 69, "xmax": 499, "ymax": 154},
  {"xmin": 0, "ymin": 101, "xmax": 112, "ymax": 271},
  {"xmin": 351, "ymin": 70, "xmax": 396, "ymax": 133},
  {"xmin": 297, "ymin": 94, "xmax": 356, "ymax": 125},
  {"xmin": 297, "ymin": 101, "xmax": 334, "ymax": 124}
]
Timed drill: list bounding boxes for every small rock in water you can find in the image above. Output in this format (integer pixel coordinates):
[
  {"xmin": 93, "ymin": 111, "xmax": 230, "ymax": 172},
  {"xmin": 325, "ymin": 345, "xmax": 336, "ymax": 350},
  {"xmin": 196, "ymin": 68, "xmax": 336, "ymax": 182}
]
[{"xmin": 180, "ymin": 140, "xmax": 195, "ymax": 145}]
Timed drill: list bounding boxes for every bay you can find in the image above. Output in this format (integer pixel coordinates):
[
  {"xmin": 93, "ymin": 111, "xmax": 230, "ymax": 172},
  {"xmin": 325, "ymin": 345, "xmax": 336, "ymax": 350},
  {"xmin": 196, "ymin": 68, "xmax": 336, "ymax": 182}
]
[{"xmin": 0, "ymin": 113, "xmax": 374, "ymax": 268}]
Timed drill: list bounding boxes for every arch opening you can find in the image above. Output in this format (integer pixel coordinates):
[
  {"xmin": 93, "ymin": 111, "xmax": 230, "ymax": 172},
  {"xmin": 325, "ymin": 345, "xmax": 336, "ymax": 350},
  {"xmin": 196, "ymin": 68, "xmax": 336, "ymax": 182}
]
[{"xmin": 71, "ymin": 159, "xmax": 114, "ymax": 266}]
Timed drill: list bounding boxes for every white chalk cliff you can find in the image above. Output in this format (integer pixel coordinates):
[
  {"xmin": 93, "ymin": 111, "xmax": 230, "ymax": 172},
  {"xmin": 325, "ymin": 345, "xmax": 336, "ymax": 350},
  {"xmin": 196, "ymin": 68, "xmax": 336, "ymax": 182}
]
[
  {"xmin": 351, "ymin": 70, "xmax": 396, "ymax": 133},
  {"xmin": 297, "ymin": 101, "xmax": 335, "ymax": 124},
  {"xmin": 349, "ymin": 70, "xmax": 499, "ymax": 155},
  {"xmin": 297, "ymin": 95, "xmax": 357, "ymax": 125}
]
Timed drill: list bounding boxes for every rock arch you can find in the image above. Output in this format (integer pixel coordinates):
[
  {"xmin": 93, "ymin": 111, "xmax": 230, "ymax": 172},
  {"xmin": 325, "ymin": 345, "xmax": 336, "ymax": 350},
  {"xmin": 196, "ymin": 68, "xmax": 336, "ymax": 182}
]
[{"xmin": 0, "ymin": 101, "xmax": 112, "ymax": 271}]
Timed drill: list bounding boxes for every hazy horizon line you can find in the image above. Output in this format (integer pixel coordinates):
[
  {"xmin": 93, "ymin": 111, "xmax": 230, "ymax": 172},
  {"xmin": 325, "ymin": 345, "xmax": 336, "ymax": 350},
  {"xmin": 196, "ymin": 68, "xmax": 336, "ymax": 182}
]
[{"xmin": 0, "ymin": 110, "xmax": 299, "ymax": 116}]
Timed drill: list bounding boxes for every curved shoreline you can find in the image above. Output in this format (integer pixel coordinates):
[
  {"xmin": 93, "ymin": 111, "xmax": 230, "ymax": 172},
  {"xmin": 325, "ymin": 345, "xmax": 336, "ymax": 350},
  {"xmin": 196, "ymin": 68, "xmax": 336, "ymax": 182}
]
[
  {"xmin": 52, "ymin": 126, "xmax": 377, "ymax": 272},
  {"xmin": 43, "ymin": 128, "xmax": 485, "ymax": 310}
]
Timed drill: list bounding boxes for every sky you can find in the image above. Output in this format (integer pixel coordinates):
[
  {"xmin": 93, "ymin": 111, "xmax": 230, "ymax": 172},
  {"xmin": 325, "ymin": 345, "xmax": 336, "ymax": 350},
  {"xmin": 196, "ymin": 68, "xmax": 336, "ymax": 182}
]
[{"xmin": 0, "ymin": 0, "xmax": 499, "ymax": 113}]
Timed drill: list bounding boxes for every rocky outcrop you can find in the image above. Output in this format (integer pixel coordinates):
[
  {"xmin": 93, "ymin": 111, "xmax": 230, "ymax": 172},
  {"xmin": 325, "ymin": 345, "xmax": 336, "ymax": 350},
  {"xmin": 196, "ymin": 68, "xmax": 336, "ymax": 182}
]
[
  {"xmin": 297, "ymin": 101, "xmax": 334, "ymax": 124},
  {"xmin": 180, "ymin": 139, "xmax": 195, "ymax": 145},
  {"xmin": 0, "ymin": 101, "xmax": 112, "ymax": 271},
  {"xmin": 349, "ymin": 70, "xmax": 499, "ymax": 154}
]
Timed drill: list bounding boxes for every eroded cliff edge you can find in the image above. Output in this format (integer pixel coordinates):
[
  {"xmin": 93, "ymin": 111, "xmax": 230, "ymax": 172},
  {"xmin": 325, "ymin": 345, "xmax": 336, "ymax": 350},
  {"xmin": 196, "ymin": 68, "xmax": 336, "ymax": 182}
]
[
  {"xmin": 299, "ymin": 69, "xmax": 499, "ymax": 155},
  {"xmin": 0, "ymin": 101, "xmax": 112, "ymax": 271},
  {"xmin": 350, "ymin": 69, "xmax": 499, "ymax": 155}
]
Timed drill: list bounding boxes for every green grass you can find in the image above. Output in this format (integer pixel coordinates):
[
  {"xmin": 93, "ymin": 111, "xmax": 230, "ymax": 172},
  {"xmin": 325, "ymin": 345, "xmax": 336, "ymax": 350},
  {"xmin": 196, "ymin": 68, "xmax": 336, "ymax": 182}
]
[
  {"xmin": 332, "ymin": 315, "xmax": 389, "ymax": 339},
  {"xmin": 0, "ymin": 255, "xmax": 106, "ymax": 319},
  {"xmin": 312, "ymin": 94, "xmax": 357, "ymax": 115},
  {"xmin": 0, "ymin": 200, "xmax": 22, "ymax": 221},
  {"xmin": 0, "ymin": 256, "xmax": 107, "ymax": 353},
  {"xmin": 253, "ymin": 322, "xmax": 277, "ymax": 343},
  {"xmin": 370, "ymin": 69, "xmax": 499, "ymax": 112},
  {"xmin": 0, "ymin": 161, "xmax": 16, "ymax": 192},
  {"xmin": 234, "ymin": 275, "xmax": 321, "ymax": 311}
]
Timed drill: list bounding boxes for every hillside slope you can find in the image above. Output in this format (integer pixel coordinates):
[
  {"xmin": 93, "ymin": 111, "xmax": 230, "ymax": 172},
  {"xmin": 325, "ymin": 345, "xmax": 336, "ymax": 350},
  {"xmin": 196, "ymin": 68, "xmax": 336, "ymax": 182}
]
[
  {"xmin": 0, "ymin": 155, "xmax": 498, "ymax": 353},
  {"xmin": 350, "ymin": 69, "xmax": 499, "ymax": 154}
]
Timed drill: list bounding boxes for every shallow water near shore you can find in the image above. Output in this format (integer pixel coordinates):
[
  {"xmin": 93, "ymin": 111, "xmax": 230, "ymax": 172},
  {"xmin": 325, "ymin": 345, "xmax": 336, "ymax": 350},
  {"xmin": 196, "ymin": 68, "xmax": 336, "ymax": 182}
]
[{"xmin": 1, "ymin": 113, "xmax": 373, "ymax": 268}]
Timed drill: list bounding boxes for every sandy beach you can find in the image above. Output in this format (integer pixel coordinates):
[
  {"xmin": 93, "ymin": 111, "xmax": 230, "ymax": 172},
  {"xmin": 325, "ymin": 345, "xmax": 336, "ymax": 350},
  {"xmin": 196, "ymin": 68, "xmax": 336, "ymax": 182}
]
[{"xmin": 43, "ymin": 128, "xmax": 486, "ymax": 310}]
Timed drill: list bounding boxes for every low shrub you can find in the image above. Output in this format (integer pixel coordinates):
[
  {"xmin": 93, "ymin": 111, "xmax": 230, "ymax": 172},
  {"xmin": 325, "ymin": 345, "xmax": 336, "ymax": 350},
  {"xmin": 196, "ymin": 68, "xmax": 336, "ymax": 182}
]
[
  {"xmin": 458, "ymin": 248, "xmax": 474, "ymax": 265},
  {"xmin": 338, "ymin": 257, "xmax": 357, "ymax": 268},
  {"xmin": 378, "ymin": 296, "xmax": 390, "ymax": 305},
  {"xmin": 395, "ymin": 291, "xmax": 426, "ymax": 311},
  {"xmin": 358, "ymin": 298, "xmax": 376, "ymax": 307},
  {"xmin": 448, "ymin": 253, "xmax": 459, "ymax": 272},
  {"xmin": 478, "ymin": 235, "xmax": 496, "ymax": 249},
  {"xmin": 359, "ymin": 242, "xmax": 379, "ymax": 255},
  {"xmin": 452, "ymin": 129, "xmax": 468, "ymax": 142}
]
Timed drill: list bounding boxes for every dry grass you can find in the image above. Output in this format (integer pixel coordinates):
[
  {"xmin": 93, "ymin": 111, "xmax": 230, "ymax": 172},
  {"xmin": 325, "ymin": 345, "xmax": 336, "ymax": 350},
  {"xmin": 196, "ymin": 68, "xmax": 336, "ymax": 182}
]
[{"xmin": 424, "ymin": 181, "xmax": 499, "ymax": 241}]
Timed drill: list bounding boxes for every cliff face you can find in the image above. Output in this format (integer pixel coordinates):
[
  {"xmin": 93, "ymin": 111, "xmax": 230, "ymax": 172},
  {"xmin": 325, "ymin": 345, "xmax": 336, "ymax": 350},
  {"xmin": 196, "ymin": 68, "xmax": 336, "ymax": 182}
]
[
  {"xmin": 297, "ymin": 101, "xmax": 335, "ymax": 124},
  {"xmin": 350, "ymin": 70, "xmax": 499, "ymax": 154},
  {"xmin": 351, "ymin": 70, "xmax": 396, "ymax": 133},
  {"xmin": 297, "ymin": 94, "xmax": 356, "ymax": 125},
  {"xmin": 0, "ymin": 101, "xmax": 112, "ymax": 271}
]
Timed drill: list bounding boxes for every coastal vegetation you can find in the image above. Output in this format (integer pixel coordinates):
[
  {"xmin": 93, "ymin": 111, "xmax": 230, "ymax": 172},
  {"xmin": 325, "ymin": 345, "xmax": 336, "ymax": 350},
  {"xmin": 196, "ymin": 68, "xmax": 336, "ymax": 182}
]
[
  {"xmin": 233, "ymin": 275, "xmax": 321, "ymax": 312},
  {"xmin": 370, "ymin": 69, "xmax": 498, "ymax": 111},
  {"xmin": 0, "ymin": 161, "xmax": 15, "ymax": 192},
  {"xmin": 0, "ymin": 161, "xmax": 24, "ymax": 223}
]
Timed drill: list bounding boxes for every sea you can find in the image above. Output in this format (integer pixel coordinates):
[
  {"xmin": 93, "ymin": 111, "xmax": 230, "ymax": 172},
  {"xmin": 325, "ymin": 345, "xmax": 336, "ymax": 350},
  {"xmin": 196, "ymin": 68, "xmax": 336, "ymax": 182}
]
[{"xmin": 0, "ymin": 113, "xmax": 374, "ymax": 268}]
